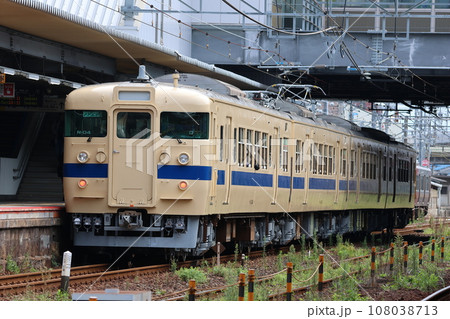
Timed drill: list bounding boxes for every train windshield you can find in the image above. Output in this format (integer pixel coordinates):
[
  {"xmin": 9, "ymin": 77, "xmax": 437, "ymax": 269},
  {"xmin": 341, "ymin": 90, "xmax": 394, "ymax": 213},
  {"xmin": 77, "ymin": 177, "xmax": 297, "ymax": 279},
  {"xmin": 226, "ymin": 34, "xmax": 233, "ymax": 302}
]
[
  {"xmin": 160, "ymin": 112, "xmax": 209, "ymax": 139},
  {"xmin": 65, "ymin": 110, "xmax": 107, "ymax": 137},
  {"xmin": 117, "ymin": 112, "xmax": 151, "ymax": 139}
]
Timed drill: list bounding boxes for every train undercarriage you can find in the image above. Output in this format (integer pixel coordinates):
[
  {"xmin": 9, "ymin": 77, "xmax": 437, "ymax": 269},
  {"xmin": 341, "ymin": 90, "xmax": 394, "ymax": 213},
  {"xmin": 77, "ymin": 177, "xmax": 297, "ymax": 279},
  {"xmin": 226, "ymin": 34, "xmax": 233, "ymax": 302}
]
[{"xmin": 70, "ymin": 208, "xmax": 413, "ymax": 259}]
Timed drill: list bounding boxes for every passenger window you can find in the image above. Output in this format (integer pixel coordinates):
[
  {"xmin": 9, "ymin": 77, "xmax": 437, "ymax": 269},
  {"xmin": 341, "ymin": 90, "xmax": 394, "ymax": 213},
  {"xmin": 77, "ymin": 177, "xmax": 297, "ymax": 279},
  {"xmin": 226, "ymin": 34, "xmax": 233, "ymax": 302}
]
[{"xmin": 117, "ymin": 112, "xmax": 151, "ymax": 139}]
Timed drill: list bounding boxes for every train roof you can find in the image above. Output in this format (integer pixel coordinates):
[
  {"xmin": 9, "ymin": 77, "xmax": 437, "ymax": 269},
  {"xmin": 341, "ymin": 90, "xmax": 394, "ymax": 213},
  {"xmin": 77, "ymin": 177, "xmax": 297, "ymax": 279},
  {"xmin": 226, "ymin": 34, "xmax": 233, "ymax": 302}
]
[
  {"xmin": 156, "ymin": 74, "xmax": 409, "ymax": 145},
  {"xmin": 67, "ymin": 73, "xmax": 414, "ymax": 150}
]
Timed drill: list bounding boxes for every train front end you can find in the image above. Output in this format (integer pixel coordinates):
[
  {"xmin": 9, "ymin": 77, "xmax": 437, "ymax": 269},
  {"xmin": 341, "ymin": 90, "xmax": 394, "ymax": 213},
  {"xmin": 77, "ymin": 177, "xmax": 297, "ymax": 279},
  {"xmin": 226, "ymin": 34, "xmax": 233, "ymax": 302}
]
[{"xmin": 63, "ymin": 79, "xmax": 215, "ymax": 256}]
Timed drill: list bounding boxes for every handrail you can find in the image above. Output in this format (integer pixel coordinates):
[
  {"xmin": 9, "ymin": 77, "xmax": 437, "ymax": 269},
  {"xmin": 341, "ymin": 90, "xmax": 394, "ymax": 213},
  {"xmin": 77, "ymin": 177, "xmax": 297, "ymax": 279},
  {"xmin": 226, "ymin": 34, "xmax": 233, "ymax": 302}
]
[{"xmin": 13, "ymin": 112, "xmax": 45, "ymax": 180}]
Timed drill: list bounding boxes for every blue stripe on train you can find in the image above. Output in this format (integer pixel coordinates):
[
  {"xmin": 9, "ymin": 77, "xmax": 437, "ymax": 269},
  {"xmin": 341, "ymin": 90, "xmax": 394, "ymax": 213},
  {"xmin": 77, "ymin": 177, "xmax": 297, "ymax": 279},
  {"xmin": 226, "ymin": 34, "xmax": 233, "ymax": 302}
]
[
  {"xmin": 157, "ymin": 165, "xmax": 212, "ymax": 180},
  {"xmin": 278, "ymin": 176, "xmax": 305, "ymax": 189},
  {"xmin": 217, "ymin": 170, "xmax": 225, "ymax": 185},
  {"xmin": 339, "ymin": 180, "xmax": 357, "ymax": 191},
  {"xmin": 64, "ymin": 163, "xmax": 348, "ymax": 192},
  {"xmin": 63, "ymin": 163, "xmax": 108, "ymax": 178},
  {"xmin": 232, "ymin": 171, "xmax": 273, "ymax": 187},
  {"xmin": 309, "ymin": 177, "xmax": 336, "ymax": 190},
  {"xmin": 293, "ymin": 177, "xmax": 305, "ymax": 189}
]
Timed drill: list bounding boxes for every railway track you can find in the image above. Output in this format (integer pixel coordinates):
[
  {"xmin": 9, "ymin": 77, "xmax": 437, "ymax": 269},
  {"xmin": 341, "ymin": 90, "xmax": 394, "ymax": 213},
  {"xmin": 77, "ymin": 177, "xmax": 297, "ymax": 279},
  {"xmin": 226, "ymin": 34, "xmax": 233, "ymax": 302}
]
[
  {"xmin": 0, "ymin": 264, "xmax": 108, "ymax": 287},
  {"xmin": 0, "ymin": 220, "xmax": 446, "ymax": 298},
  {"xmin": 372, "ymin": 219, "xmax": 450, "ymax": 237},
  {"xmin": 0, "ymin": 263, "xmax": 171, "ymax": 297},
  {"xmin": 0, "ymin": 245, "xmax": 291, "ymax": 298}
]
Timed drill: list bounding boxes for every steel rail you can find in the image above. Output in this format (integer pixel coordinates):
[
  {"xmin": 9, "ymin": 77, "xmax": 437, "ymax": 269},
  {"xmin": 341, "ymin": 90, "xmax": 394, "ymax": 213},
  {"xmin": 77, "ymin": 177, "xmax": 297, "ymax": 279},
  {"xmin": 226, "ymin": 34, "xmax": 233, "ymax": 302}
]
[
  {"xmin": 0, "ymin": 263, "xmax": 169, "ymax": 297},
  {"xmin": 0, "ymin": 264, "xmax": 108, "ymax": 287}
]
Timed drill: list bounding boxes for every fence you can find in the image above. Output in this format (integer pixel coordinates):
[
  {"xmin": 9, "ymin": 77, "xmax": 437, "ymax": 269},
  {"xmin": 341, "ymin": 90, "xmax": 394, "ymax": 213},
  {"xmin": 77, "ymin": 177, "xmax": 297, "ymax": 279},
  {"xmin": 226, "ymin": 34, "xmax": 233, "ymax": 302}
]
[{"xmin": 157, "ymin": 237, "xmax": 447, "ymax": 301}]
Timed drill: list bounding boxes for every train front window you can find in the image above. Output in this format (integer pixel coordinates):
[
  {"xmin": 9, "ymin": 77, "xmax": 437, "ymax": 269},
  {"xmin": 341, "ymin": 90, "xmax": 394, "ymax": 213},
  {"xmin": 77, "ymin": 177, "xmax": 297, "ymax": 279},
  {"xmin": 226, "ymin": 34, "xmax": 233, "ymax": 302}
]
[
  {"xmin": 160, "ymin": 112, "xmax": 209, "ymax": 139},
  {"xmin": 65, "ymin": 110, "xmax": 107, "ymax": 137},
  {"xmin": 117, "ymin": 112, "xmax": 151, "ymax": 139}
]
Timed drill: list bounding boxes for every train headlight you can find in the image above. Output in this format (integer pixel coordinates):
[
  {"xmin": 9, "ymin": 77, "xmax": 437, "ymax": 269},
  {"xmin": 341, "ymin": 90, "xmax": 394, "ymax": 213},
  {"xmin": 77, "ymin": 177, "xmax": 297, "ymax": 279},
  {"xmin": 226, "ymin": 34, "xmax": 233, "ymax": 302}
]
[
  {"xmin": 177, "ymin": 153, "xmax": 190, "ymax": 165},
  {"xmin": 77, "ymin": 151, "xmax": 89, "ymax": 163}
]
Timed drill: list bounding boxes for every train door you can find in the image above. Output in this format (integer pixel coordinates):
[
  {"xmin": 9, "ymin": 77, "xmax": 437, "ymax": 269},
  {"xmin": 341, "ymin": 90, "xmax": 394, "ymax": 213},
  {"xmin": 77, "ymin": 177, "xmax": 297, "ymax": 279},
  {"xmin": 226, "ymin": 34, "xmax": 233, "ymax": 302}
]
[
  {"xmin": 335, "ymin": 141, "xmax": 340, "ymax": 204},
  {"xmin": 109, "ymin": 109, "xmax": 153, "ymax": 207},
  {"xmin": 224, "ymin": 116, "xmax": 232, "ymax": 204},
  {"xmin": 377, "ymin": 149, "xmax": 382, "ymax": 202},
  {"xmin": 356, "ymin": 145, "xmax": 361, "ymax": 203},
  {"xmin": 289, "ymin": 156, "xmax": 294, "ymax": 203},
  {"xmin": 303, "ymin": 134, "xmax": 311, "ymax": 204},
  {"xmin": 210, "ymin": 116, "xmax": 217, "ymax": 198},
  {"xmin": 272, "ymin": 127, "xmax": 279, "ymax": 204}
]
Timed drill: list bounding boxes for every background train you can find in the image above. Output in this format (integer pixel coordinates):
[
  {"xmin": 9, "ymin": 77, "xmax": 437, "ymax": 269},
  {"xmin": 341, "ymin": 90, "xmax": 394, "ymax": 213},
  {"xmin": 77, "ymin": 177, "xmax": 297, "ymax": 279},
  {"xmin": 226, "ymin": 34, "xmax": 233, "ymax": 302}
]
[
  {"xmin": 63, "ymin": 69, "xmax": 418, "ymax": 258},
  {"xmin": 415, "ymin": 166, "xmax": 432, "ymax": 217}
]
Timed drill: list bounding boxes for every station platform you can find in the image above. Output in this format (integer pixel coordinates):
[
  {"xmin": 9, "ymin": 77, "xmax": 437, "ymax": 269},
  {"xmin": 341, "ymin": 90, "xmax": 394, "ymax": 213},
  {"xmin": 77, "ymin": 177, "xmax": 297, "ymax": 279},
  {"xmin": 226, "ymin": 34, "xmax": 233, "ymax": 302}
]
[
  {"xmin": 0, "ymin": 203, "xmax": 64, "ymax": 228},
  {"xmin": 0, "ymin": 203, "xmax": 64, "ymax": 270}
]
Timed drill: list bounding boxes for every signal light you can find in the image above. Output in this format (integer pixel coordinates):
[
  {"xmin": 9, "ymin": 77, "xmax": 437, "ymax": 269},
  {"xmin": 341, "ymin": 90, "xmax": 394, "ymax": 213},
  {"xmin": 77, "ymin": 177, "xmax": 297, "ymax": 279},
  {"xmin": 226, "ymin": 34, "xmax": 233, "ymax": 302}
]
[
  {"xmin": 78, "ymin": 179, "xmax": 88, "ymax": 188},
  {"xmin": 178, "ymin": 181, "xmax": 188, "ymax": 190}
]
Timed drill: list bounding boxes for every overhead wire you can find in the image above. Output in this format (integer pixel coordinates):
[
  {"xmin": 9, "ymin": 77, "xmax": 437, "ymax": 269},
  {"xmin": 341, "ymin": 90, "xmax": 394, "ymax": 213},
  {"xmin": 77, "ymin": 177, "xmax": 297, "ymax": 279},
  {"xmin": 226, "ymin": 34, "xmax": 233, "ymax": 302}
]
[
  {"xmin": 89, "ymin": 0, "xmax": 443, "ymax": 115},
  {"xmin": 306, "ymin": 0, "xmax": 442, "ymax": 107},
  {"xmin": 221, "ymin": 0, "xmax": 337, "ymax": 36},
  {"xmin": 90, "ymin": 0, "xmax": 300, "ymax": 86}
]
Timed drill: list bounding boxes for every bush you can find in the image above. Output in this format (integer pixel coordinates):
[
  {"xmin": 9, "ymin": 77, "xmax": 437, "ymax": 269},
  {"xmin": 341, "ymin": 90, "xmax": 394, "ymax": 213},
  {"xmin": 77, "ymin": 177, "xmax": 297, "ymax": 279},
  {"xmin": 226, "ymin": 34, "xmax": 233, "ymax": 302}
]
[
  {"xmin": 175, "ymin": 267, "xmax": 208, "ymax": 285},
  {"xmin": 6, "ymin": 255, "xmax": 20, "ymax": 274}
]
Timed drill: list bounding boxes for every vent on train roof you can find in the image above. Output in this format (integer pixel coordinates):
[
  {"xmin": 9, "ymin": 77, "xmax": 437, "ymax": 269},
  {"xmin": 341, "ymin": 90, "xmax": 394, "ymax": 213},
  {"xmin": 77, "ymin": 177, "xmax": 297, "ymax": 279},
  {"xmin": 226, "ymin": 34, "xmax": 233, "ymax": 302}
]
[
  {"xmin": 317, "ymin": 115, "xmax": 361, "ymax": 131},
  {"xmin": 155, "ymin": 73, "xmax": 246, "ymax": 98}
]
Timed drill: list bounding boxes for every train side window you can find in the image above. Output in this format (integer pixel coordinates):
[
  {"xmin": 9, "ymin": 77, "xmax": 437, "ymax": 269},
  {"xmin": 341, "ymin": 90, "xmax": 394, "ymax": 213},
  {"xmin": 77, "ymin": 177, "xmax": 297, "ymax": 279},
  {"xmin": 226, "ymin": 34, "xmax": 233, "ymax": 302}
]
[
  {"xmin": 238, "ymin": 128, "xmax": 245, "ymax": 166},
  {"xmin": 373, "ymin": 154, "xmax": 377, "ymax": 179},
  {"xmin": 233, "ymin": 128, "xmax": 237, "ymax": 164},
  {"xmin": 280, "ymin": 137, "xmax": 288, "ymax": 172},
  {"xmin": 407, "ymin": 160, "xmax": 411, "ymax": 183},
  {"xmin": 254, "ymin": 131, "xmax": 261, "ymax": 169},
  {"xmin": 382, "ymin": 156, "xmax": 387, "ymax": 181},
  {"xmin": 361, "ymin": 151, "xmax": 365, "ymax": 178},
  {"xmin": 317, "ymin": 144, "xmax": 323, "ymax": 174},
  {"xmin": 312, "ymin": 143, "xmax": 318, "ymax": 174},
  {"xmin": 389, "ymin": 157, "xmax": 393, "ymax": 181},
  {"xmin": 329, "ymin": 146, "xmax": 334, "ymax": 175},
  {"xmin": 160, "ymin": 112, "xmax": 209, "ymax": 139},
  {"xmin": 246, "ymin": 130, "xmax": 253, "ymax": 168},
  {"xmin": 262, "ymin": 133, "xmax": 268, "ymax": 169},
  {"xmin": 117, "ymin": 112, "xmax": 150, "ymax": 139},
  {"xmin": 295, "ymin": 140, "xmax": 302, "ymax": 173},
  {"xmin": 219, "ymin": 125, "xmax": 224, "ymax": 162},
  {"xmin": 269, "ymin": 136, "xmax": 272, "ymax": 168},
  {"xmin": 341, "ymin": 149, "xmax": 347, "ymax": 177},
  {"xmin": 350, "ymin": 149, "xmax": 355, "ymax": 177},
  {"xmin": 323, "ymin": 145, "xmax": 328, "ymax": 175}
]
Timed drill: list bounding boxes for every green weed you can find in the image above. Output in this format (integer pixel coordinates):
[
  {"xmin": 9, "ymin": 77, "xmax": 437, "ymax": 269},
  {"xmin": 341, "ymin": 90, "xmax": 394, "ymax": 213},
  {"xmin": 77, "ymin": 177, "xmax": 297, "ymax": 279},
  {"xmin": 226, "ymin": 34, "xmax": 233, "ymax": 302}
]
[{"xmin": 175, "ymin": 267, "xmax": 208, "ymax": 285}]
